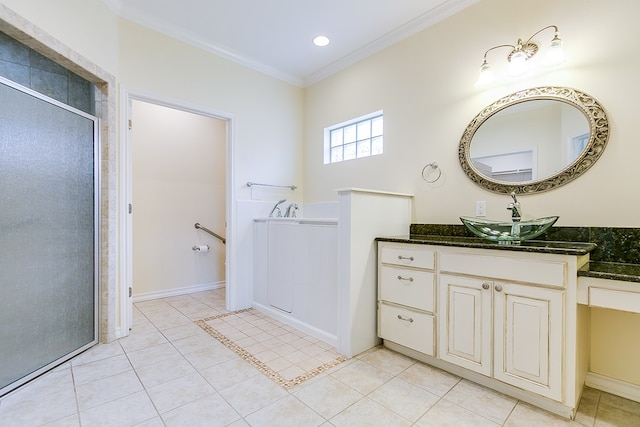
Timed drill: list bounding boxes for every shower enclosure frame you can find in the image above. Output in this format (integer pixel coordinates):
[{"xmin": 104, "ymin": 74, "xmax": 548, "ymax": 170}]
[{"xmin": 0, "ymin": 75, "xmax": 101, "ymax": 397}]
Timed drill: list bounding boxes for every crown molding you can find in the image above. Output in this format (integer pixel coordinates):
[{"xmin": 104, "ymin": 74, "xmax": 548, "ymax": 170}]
[
  {"xmin": 100, "ymin": 0, "xmax": 124, "ymax": 15},
  {"xmin": 303, "ymin": 0, "xmax": 480, "ymax": 86},
  {"xmin": 116, "ymin": 7, "xmax": 304, "ymax": 86},
  {"xmin": 101, "ymin": 0, "xmax": 478, "ymax": 88}
]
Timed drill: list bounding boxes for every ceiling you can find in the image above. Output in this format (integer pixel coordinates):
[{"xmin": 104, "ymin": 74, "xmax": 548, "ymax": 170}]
[{"xmin": 100, "ymin": 0, "xmax": 478, "ymax": 87}]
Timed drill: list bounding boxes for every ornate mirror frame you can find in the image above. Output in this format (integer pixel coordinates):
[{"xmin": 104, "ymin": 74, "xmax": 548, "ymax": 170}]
[{"xmin": 459, "ymin": 86, "xmax": 609, "ymax": 194}]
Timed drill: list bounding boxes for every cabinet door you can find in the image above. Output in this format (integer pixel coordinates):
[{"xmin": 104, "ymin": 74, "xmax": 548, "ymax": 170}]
[
  {"xmin": 493, "ymin": 282, "xmax": 563, "ymax": 401},
  {"xmin": 439, "ymin": 274, "xmax": 492, "ymax": 376}
]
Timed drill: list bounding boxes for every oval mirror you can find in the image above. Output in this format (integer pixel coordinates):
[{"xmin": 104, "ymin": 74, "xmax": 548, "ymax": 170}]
[{"xmin": 459, "ymin": 87, "xmax": 609, "ymax": 194}]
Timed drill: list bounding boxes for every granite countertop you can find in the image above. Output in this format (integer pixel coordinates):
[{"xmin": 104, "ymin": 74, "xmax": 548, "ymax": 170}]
[
  {"xmin": 376, "ymin": 234, "xmax": 597, "ymax": 256},
  {"xmin": 384, "ymin": 224, "xmax": 640, "ymax": 283},
  {"xmin": 578, "ymin": 261, "xmax": 640, "ymax": 283}
]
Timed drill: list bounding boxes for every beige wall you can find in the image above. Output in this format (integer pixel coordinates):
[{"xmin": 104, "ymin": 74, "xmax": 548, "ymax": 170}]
[
  {"xmin": 117, "ymin": 19, "xmax": 304, "ymax": 200},
  {"xmin": 115, "ymin": 19, "xmax": 304, "ymax": 306},
  {"xmin": 0, "ymin": 0, "xmax": 119, "ymax": 74},
  {"xmin": 304, "ymin": 0, "xmax": 640, "ymax": 227},
  {"xmin": 591, "ymin": 308, "xmax": 640, "ymax": 385},
  {"xmin": 0, "ymin": 0, "xmax": 304, "ymax": 317},
  {"xmin": 303, "ymin": 0, "xmax": 640, "ymax": 386},
  {"xmin": 131, "ymin": 100, "xmax": 226, "ymax": 297}
]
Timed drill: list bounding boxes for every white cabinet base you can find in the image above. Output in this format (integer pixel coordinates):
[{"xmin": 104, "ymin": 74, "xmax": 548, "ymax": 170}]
[
  {"xmin": 379, "ymin": 302, "xmax": 435, "ymax": 356},
  {"xmin": 378, "ymin": 242, "xmax": 588, "ymax": 420},
  {"xmin": 384, "ymin": 340, "xmax": 578, "ymax": 420}
]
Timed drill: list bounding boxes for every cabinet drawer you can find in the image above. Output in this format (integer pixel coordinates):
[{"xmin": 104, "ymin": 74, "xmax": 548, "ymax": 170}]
[
  {"xmin": 378, "ymin": 303, "xmax": 434, "ymax": 356},
  {"xmin": 379, "ymin": 243, "xmax": 435, "ymax": 270},
  {"xmin": 589, "ymin": 287, "xmax": 640, "ymax": 313},
  {"xmin": 379, "ymin": 266, "xmax": 435, "ymax": 312},
  {"xmin": 440, "ymin": 251, "xmax": 566, "ymax": 287}
]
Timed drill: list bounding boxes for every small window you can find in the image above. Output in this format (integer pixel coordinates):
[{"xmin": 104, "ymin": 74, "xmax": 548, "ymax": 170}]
[{"xmin": 324, "ymin": 111, "xmax": 383, "ymax": 164}]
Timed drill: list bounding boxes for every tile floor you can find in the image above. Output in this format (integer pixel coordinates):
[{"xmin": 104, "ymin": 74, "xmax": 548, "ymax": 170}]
[
  {"xmin": 196, "ymin": 309, "xmax": 346, "ymax": 389},
  {"xmin": 1, "ymin": 288, "xmax": 639, "ymax": 426}
]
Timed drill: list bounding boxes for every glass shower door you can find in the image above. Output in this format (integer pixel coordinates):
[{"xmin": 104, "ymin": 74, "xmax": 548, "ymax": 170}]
[{"xmin": 0, "ymin": 77, "xmax": 99, "ymax": 396}]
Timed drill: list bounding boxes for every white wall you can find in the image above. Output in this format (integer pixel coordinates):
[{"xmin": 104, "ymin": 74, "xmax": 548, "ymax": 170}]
[
  {"xmin": 131, "ymin": 100, "xmax": 226, "ymax": 298},
  {"xmin": 303, "ymin": 0, "xmax": 640, "ymax": 227}
]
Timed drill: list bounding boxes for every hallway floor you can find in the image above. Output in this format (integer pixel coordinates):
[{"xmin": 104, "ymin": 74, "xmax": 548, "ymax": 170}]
[{"xmin": 1, "ymin": 288, "xmax": 639, "ymax": 426}]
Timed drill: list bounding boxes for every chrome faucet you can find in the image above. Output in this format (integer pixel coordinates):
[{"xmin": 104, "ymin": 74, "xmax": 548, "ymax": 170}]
[
  {"xmin": 269, "ymin": 199, "xmax": 286, "ymax": 217},
  {"xmin": 507, "ymin": 192, "xmax": 521, "ymax": 222},
  {"xmin": 284, "ymin": 203, "xmax": 299, "ymax": 218}
]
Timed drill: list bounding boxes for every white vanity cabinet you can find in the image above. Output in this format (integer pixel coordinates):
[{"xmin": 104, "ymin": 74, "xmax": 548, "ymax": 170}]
[
  {"xmin": 439, "ymin": 274, "xmax": 563, "ymax": 400},
  {"xmin": 377, "ymin": 243, "xmax": 436, "ymax": 356},
  {"xmin": 377, "ymin": 240, "xmax": 589, "ymax": 419}
]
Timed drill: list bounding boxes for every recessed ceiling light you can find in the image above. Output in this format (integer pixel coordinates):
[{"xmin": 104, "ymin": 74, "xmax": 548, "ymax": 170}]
[{"xmin": 313, "ymin": 36, "xmax": 330, "ymax": 47}]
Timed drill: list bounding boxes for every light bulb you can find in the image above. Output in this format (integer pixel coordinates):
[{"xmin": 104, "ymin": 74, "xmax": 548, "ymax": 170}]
[
  {"xmin": 507, "ymin": 50, "xmax": 528, "ymax": 76},
  {"xmin": 544, "ymin": 35, "xmax": 565, "ymax": 66},
  {"xmin": 313, "ymin": 36, "xmax": 330, "ymax": 47},
  {"xmin": 475, "ymin": 60, "xmax": 494, "ymax": 86}
]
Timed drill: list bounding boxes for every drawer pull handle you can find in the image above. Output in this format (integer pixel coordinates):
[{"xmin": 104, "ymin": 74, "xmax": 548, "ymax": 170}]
[
  {"xmin": 482, "ymin": 283, "xmax": 490, "ymax": 290},
  {"xmin": 397, "ymin": 315, "xmax": 414, "ymax": 323},
  {"xmin": 397, "ymin": 275, "xmax": 414, "ymax": 282},
  {"xmin": 397, "ymin": 255, "xmax": 414, "ymax": 261},
  {"xmin": 495, "ymin": 284, "xmax": 503, "ymax": 292}
]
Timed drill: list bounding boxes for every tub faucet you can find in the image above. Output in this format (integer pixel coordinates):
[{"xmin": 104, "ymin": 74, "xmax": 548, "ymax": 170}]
[
  {"xmin": 507, "ymin": 192, "xmax": 521, "ymax": 222},
  {"xmin": 269, "ymin": 199, "xmax": 286, "ymax": 217},
  {"xmin": 284, "ymin": 203, "xmax": 299, "ymax": 218}
]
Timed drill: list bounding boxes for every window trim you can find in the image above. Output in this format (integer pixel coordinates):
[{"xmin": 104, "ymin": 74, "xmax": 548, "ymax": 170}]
[{"xmin": 323, "ymin": 110, "xmax": 383, "ymax": 164}]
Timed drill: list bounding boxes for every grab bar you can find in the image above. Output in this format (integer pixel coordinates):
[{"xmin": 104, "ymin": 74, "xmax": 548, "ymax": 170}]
[
  {"xmin": 194, "ymin": 223, "xmax": 226, "ymax": 244},
  {"xmin": 247, "ymin": 181, "xmax": 297, "ymax": 190}
]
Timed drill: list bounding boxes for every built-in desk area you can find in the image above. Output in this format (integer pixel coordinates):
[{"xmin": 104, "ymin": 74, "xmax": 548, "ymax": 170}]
[{"xmin": 578, "ymin": 262, "xmax": 640, "ymax": 313}]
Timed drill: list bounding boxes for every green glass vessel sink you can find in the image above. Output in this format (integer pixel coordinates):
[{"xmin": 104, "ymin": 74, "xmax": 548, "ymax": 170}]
[{"xmin": 460, "ymin": 216, "xmax": 559, "ymax": 243}]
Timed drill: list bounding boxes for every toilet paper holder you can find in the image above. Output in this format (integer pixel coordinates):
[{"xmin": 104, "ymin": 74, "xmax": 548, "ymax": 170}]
[{"xmin": 192, "ymin": 245, "xmax": 210, "ymax": 252}]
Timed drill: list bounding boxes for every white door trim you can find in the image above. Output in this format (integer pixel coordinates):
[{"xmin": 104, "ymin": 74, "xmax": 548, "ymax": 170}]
[{"xmin": 118, "ymin": 87, "xmax": 236, "ymax": 336}]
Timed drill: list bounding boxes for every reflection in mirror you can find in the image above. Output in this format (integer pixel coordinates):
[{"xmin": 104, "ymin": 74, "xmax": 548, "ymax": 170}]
[
  {"xmin": 459, "ymin": 87, "xmax": 609, "ymax": 194},
  {"xmin": 469, "ymin": 100, "xmax": 590, "ymax": 183}
]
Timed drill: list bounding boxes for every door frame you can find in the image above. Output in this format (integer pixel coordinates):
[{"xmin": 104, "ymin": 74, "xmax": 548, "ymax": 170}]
[{"xmin": 119, "ymin": 87, "xmax": 236, "ymax": 335}]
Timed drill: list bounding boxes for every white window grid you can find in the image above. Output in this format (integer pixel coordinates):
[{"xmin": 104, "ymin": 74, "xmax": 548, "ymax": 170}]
[{"xmin": 324, "ymin": 112, "xmax": 383, "ymax": 164}]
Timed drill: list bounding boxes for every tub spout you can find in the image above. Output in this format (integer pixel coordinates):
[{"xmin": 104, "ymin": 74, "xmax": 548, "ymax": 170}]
[{"xmin": 269, "ymin": 199, "xmax": 286, "ymax": 217}]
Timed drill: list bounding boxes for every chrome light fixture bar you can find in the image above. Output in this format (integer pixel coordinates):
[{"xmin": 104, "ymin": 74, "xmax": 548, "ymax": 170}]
[{"xmin": 476, "ymin": 25, "xmax": 565, "ymax": 87}]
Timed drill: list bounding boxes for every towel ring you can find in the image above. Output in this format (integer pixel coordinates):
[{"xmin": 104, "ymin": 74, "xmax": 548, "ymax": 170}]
[{"xmin": 421, "ymin": 162, "xmax": 441, "ymax": 183}]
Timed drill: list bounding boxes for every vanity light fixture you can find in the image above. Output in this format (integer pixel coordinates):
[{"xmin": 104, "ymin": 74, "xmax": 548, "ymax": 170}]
[{"xmin": 475, "ymin": 25, "xmax": 565, "ymax": 86}]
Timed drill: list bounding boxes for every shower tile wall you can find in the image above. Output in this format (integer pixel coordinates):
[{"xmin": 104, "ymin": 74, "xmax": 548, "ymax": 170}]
[{"xmin": 0, "ymin": 31, "xmax": 94, "ymax": 115}]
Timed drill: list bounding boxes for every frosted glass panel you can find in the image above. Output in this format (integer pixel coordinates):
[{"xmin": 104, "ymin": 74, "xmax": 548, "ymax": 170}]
[{"xmin": 0, "ymin": 80, "xmax": 97, "ymax": 394}]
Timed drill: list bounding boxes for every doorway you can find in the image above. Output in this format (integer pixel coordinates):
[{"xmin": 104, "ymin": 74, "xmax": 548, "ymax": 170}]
[
  {"xmin": 122, "ymin": 94, "xmax": 233, "ymax": 332},
  {"xmin": 0, "ymin": 77, "xmax": 99, "ymax": 396}
]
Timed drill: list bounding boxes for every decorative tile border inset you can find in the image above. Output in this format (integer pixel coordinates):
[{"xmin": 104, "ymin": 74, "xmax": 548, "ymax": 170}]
[{"xmin": 195, "ymin": 309, "xmax": 347, "ymax": 390}]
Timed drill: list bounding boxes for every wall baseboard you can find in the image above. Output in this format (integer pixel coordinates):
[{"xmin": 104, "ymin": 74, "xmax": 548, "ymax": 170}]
[
  {"xmin": 132, "ymin": 282, "xmax": 225, "ymax": 303},
  {"xmin": 252, "ymin": 302, "xmax": 337, "ymax": 348},
  {"xmin": 586, "ymin": 371, "xmax": 640, "ymax": 403}
]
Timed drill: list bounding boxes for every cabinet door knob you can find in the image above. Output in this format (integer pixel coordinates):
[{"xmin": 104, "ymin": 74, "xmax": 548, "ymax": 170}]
[
  {"xmin": 482, "ymin": 282, "xmax": 490, "ymax": 290},
  {"xmin": 397, "ymin": 314, "xmax": 414, "ymax": 323},
  {"xmin": 397, "ymin": 275, "xmax": 414, "ymax": 282},
  {"xmin": 397, "ymin": 255, "xmax": 414, "ymax": 261},
  {"xmin": 495, "ymin": 284, "xmax": 503, "ymax": 292}
]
